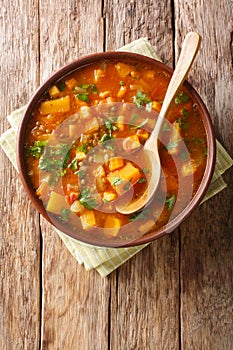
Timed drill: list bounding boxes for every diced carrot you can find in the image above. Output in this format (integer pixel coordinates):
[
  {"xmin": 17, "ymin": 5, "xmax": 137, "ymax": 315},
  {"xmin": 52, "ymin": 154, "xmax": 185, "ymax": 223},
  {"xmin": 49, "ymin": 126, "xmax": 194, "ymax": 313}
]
[
  {"xmin": 104, "ymin": 216, "xmax": 122, "ymax": 236},
  {"xmin": 65, "ymin": 77, "xmax": 78, "ymax": 90},
  {"xmin": 40, "ymin": 96, "xmax": 70, "ymax": 114},
  {"xmin": 80, "ymin": 209, "xmax": 97, "ymax": 230},
  {"xmin": 109, "ymin": 157, "xmax": 124, "ymax": 171}
]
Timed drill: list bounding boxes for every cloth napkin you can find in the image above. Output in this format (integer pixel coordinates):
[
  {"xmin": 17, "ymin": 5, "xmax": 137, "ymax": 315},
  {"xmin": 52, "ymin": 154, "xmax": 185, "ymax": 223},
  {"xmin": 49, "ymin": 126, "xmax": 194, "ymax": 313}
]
[{"xmin": 1, "ymin": 38, "xmax": 233, "ymax": 277}]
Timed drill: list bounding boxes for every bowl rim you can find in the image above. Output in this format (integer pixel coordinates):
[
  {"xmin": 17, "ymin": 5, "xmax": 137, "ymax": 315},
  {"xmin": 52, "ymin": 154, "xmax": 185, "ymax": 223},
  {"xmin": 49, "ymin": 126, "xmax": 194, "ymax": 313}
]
[{"xmin": 17, "ymin": 51, "xmax": 216, "ymax": 248}]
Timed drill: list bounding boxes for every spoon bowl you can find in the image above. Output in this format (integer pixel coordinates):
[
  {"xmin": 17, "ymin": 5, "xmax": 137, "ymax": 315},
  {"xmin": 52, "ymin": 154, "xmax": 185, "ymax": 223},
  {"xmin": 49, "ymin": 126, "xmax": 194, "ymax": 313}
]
[{"xmin": 116, "ymin": 32, "xmax": 201, "ymax": 215}]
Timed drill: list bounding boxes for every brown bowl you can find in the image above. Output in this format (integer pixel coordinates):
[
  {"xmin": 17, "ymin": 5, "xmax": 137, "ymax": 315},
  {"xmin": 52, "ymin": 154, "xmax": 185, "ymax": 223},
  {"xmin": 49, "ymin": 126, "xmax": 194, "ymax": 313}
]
[{"xmin": 17, "ymin": 52, "xmax": 216, "ymax": 247}]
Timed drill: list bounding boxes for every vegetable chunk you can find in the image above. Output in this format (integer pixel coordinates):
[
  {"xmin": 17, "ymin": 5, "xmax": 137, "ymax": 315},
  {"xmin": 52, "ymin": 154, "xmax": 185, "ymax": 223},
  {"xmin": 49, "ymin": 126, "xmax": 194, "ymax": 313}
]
[
  {"xmin": 80, "ymin": 209, "xmax": 97, "ymax": 230},
  {"xmin": 40, "ymin": 96, "xmax": 70, "ymax": 114},
  {"xmin": 46, "ymin": 191, "xmax": 69, "ymax": 215}
]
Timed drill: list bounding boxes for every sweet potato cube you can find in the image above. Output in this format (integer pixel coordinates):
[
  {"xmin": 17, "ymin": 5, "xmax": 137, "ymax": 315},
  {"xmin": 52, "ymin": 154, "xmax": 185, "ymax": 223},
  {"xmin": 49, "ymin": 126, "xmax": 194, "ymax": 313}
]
[
  {"xmin": 109, "ymin": 157, "xmax": 124, "ymax": 171},
  {"xmin": 107, "ymin": 162, "xmax": 141, "ymax": 195},
  {"xmin": 65, "ymin": 77, "xmax": 78, "ymax": 90},
  {"xmin": 118, "ymin": 162, "xmax": 141, "ymax": 183},
  {"xmin": 80, "ymin": 209, "xmax": 97, "ymax": 230},
  {"xmin": 40, "ymin": 96, "xmax": 70, "ymax": 114},
  {"xmin": 152, "ymin": 101, "xmax": 162, "ymax": 112},
  {"xmin": 48, "ymin": 85, "xmax": 61, "ymax": 98},
  {"xmin": 102, "ymin": 191, "xmax": 117, "ymax": 202},
  {"xmin": 104, "ymin": 216, "xmax": 122, "ymax": 236}
]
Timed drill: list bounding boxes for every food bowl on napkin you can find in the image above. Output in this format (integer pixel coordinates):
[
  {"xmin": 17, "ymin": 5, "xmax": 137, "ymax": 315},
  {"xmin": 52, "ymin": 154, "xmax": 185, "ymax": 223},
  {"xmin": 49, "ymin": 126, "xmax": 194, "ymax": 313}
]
[{"xmin": 17, "ymin": 52, "xmax": 216, "ymax": 247}]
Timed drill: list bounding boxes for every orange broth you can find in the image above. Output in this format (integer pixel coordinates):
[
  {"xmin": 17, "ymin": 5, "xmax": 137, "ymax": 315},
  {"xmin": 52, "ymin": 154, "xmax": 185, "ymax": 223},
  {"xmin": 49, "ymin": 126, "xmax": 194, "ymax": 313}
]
[{"xmin": 24, "ymin": 59, "xmax": 207, "ymax": 242}]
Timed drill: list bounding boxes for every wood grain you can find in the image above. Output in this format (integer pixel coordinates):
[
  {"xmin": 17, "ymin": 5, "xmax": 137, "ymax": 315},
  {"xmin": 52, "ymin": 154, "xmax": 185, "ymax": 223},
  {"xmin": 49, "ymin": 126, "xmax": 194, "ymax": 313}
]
[
  {"xmin": 0, "ymin": 0, "xmax": 232, "ymax": 349},
  {"xmin": 175, "ymin": 0, "xmax": 233, "ymax": 349},
  {"xmin": 38, "ymin": 1, "xmax": 109, "ymax": 349},
  {"xmin": 0, "ymin": 1, "xmax": 41, "ymax": 349}
]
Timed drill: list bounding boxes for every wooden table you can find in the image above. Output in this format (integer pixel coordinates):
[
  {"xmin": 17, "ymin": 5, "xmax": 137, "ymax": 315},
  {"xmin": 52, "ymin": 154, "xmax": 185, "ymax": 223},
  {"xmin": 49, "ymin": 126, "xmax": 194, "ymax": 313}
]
[{"xmin": 1, "ymin": 1, "xmax": 232, "ymax": 349}]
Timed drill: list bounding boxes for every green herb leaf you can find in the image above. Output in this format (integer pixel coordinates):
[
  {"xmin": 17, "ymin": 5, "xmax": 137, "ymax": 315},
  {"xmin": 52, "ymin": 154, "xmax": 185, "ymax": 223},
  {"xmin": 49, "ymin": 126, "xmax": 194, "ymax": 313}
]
[
  {"xmin": 180, "ymin": 150, "xmax": 188, "ymax": 161},
  {"xmin": 28, "ymin": 140, "xmax": 47, "ymax": 158},
  {"xmin": 138, "ymin": 177, "xmax": 146, "ymax": 183},
  {"xmin": 130, "ymin": 118, "xmax": 148, "ymax": 130},
  {"xmin": 111, "ymin": 176, "xmax": 122, "ymax": 187},
  {"xmin": 123, "ymin": 181, "xmax": 132, "ymax": 191},
  {"xmin": 57, "ymin": 82, "xmax": 66, "ymax": 91},
  {"xmin": 165, "ymin": 194, "xmax": 176, "ymax": 211},
  {"xmin": 76, "ymin": 169, "xmax": 86, "ymax": 178},
  {"xmin": 77, "ymin": 93, "xmax": 90, "ymax": 102},
  {"xmin": 78, "ymin": 188, "xmax": 98, "ymax": 210},
  {"xmin": 175, "ymin": 91, "xmax": 190, "ymax": 104},
  {"xmin": 165, "ymin": 141, "xmax": 180, "ymax": 150},
  {"xmin": 99, "ymin": 133, "xmax": 113, "ymax": 143},
  {"xmin": 61, "ymin": 208, "xmax": 70, "ymax": 221},
  {"xmin": 129, "ymin": 208, "xmax": 151, "ymax": 222},
  {"xmin": 129, "ymin": 114, "xmax": 139, "ymax": 125},
  {"xmin": 134, "ymin": 91, "xmax": 152, "ymax": 110},
  {"xmin": 142, "ymin": 167, "xmax": 149, "ymax": 174},
  {"xmin": 119, "ymin": 80, "xmax": 125, "ymax": 86},
  {"xmin": 77, "ymin": 143, "xmax": 88, "ymax": 153}
]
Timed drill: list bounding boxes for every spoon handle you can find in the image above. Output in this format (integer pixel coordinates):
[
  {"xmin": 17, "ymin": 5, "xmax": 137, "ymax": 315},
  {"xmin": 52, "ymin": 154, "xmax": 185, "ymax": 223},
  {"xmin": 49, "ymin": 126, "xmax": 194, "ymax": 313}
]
[{"xmin": 148, "ymin": 32, "xmax": 201, "ymax": 144}]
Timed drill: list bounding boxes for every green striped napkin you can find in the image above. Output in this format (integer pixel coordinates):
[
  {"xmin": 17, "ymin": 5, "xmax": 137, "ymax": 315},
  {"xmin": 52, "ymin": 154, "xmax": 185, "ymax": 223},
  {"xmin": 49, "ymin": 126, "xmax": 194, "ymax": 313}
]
[{"xmin": 1, "ymin": 38, "xmax": 232, "ymax": 277}]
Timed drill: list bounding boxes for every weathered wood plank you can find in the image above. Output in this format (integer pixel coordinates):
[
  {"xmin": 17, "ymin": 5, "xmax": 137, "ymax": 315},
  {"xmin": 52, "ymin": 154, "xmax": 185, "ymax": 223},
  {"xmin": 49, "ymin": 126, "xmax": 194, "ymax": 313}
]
[
  {"xmin": 38, "ymin": 1, "xmax": 110, "ymax": 349},
  {"xmin": 104, "ymin": 1, "xmax": 180, "ymax": 349},
  {"xmin": 175, "ymin": 0, "xmax": 233, "ymax": 349},
  {"xmin": 0, "ymin": 1, "xmax": 41, "ymax": 349}
]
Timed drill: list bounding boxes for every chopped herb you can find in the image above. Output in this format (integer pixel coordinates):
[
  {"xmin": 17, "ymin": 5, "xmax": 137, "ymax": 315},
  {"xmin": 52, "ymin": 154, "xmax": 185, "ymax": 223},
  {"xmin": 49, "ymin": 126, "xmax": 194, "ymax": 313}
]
[
  {"xmin": 39, "ymin": 143, "xmax": 70, "ymax": 174},
  {"xmin": 111, "ymin": 176, "xmax": 122, "ymax": 187},
  {"xmin": 130, "ymin": 118, "xmax": 148, "ymax": 130},
  {"xmin": 129, "ymin": 208, "xmax": 151, "ymax": 222},
  {"xmin": 77, "ymin": 94, "xmax": 90, "ymax": 102},
  {"xmin": 99, "ymin": 133, "xmax": 113, "ymax": 143},
  {"xmin": 75, "ymin": 169, "xmax": 86, "ymax": 178},
  {"xmin": 57, "ymin": 82, "xmax": 66, "ymax": 91},
  {"xmin": 138, "ymin": 177, "xmax": 146, "ymax": 183},
  {"xmin": 165, "ymin": 141, "xmax": 180, "ymax": 150},
  {"xmin": 129, "ymin": 114, "xmax": 139, "ymax": 126},
  {"xmin": 60, "ymin": 208, "xmax": 70, "ymax": 221},
  {"xmin": 79, "ymin": 83, "xmax": 98, "ymax": 93},
  {"xmin": 77, "ymin": 143, "xmax": 88, "ymax": 153},
  {"xmin": 165, "ymin": 194, "xmax": 176, "ymax": 211},
  {"xmin": 119, "ymin": 81, "xmax": 125, "ymax": 86},
  {"xmin": 175, "ymin": 91, "xmax": 190, "ymax": 104},
  {"xmin": 28, "ymin": 140, "xmax": 47, "ymax": 158},
  {"xmin": 105, "ymin": 119, "xmax": 118, "ymax": 136},
  {"xmin": 181, "ymin": 107, "xmax": 189, "ymax": 118},
  {"xmin": 123, "ymin": 181, "xmax": 132, "ymax": 191},
  {"xmin": 180, "ymin": 150, "xmax": 188, "ymax": 161},
  {"xmin": 142, "ymin": 167, "xmax": 149, "ymax": 174},
  {"xmin": 78, "ymin": 188, "xmax": 98, "ymax": 210},
  {"xmin": 68, "ymin": 158, "xmax": 78, "ymax": 170},
  {"xmin": 134, "ymin": 90, "xmax": 152, "ymax": 110},
  {"xmin": 163, "ymin": 122, "xmax": 170, "ymax": 131}
]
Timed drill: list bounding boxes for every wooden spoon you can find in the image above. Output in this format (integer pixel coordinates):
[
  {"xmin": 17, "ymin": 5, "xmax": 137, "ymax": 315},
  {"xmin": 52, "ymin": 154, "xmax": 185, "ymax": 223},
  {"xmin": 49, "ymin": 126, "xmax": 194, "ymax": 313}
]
[{"xmin": 116, "ymin": 32, "xmax": 201, "ymax": 215}]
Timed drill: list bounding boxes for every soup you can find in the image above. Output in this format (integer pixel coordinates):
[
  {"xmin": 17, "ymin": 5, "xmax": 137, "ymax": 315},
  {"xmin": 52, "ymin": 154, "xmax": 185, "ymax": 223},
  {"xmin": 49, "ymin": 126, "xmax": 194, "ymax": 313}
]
[{"xmin": 24, "ymin": 58, "xmax": 208, "ymax": 243}]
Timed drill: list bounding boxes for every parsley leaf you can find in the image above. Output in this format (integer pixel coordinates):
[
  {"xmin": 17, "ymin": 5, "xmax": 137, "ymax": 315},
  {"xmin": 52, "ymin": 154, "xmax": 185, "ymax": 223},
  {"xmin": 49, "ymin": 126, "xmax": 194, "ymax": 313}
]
[
  {"xmin": 134, "ymin": 91, "xmax": 152, "ymax": 110},
  {"xmin": 175, "ymin": 91, "xmax": 190, "ymax": 104},
  {"xmin": 77, "ymin": 143, "xmax": 88, "ymax": 153},
  {"xmin": 28, "ymin": 140, "xmax": 47, "ymax": 158},
  {"xmin": 77, "ymin": 94, "xmax": 89, "ymax": 102},
  {"xmin": 165, "ymin": 194, "xmax": 176, "ymax": 211},
  {"xmin": 129, "ymin": 208, "xmax": 151, "ymax": 222},
  {"xmin": 60, "ymin": 208, "xmax": 70, "ymax": 221},
  {"xmin": 78, "ymin": 188, "xmax": 98, "ymax": 210},
  {"xmin": 111, "ymin": 176, "xmax": 122, "ymax": 187}
]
